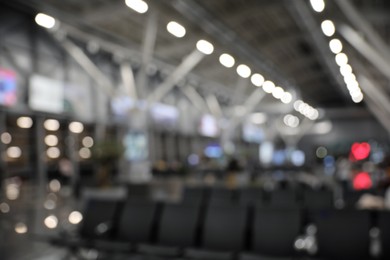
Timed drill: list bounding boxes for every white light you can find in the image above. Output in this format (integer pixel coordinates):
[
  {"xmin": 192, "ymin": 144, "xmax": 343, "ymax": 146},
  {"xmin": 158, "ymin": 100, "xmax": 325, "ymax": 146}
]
[
  {"xmin": 284, "ymin": 114, "xmax": 299, "ymax": 128},
  {"xmin": 79, "ymin": 147, "xmax": 91, "ymax": 159},
  {"xmin": 219, "ymin": 53, "xmax": 235, "ymax": 68},
  {"xmin": 251, "ymin": 73, "xmax": 265, "ymax": 87},
  {"xmin": 69, "ymin": 211, "xmax": 83, "ymax": 224},
  {"xmin": 262, "ymin": 80, "xmax": 275, "ymax": 93},
  {"xmin": 44, "ymin": 200, "xmax": 56, "ymax": 210},
  {"xmin": 281, "ymin": 92, "xmax": 293, "ymax": 104},
  {"xmin": 45, "ymin": 135, "xmax": 58, "ymax": 147},
  {"xmin": 308, "ymin": 109, "xmax": 319, "ymax": 120},
  {"xmin": 250, "ymin": 113, "xmax": 267, "ymax": 125},
  {"xmin": 321, "ymin": 20, "xmax": 335, "ymax": 37},
  {"xmin": 340, "ymin": 64, "xmax": 353, "ymax": 76},
  {"xmin": 272, "ymin": 87, "xmax": 284, "ymax": 99},
  {"xmin": 346, "ymin": 80, "xmax": 359, "ymax": 90},
  {"xmin": 35, "ymin": 13, "xmax": 56, "ymax": 29},
  {"xmin": 335, "ymin": 53, "xmax": 348, "ymax": 66},
  {"xmin": 350, "ymin": 89, "xmax": 362, "ymax": 98},
  {"xmin": 312, "ymin": 120, "xmax": 333, "ymax": 134},
  {"xmin": 343, "ymin": 73, "xmax": 356, "ymax": 84},
  {"xmin": 49, "ymin": 179, "xmax": 61, "ymax": 192},
  {"xmin": 196, "ymin": 40, "xmax": 214, "ymax": 55},
  {"xmin": 44, "ymin": 215, "xmax": 58, "ymax": 229},
  {"xmin": 1, "ymin": 132, "xmax": 12, "ymax": 144},
  {"xmin": 7, "ymin": 146, "xmax": 22, "ymax": 159},
  {"xmin": 6, "ymin": 184, "xmax": 20, "ymax": 200},
  {"xmin": 236, "ymin": 64, "xmax": 251, "ymax": 78},
  {"xmin": 310, "ymin": 0, "xmax": 325, "ymax": 12},
  {"xmin": 82, "ymin": 136, "xmax": 94, "ymax": 148},
  {"xmin": 294, "ymin": 100, "xmax": 303, "ymax": 111},
  {"xmin": 44, "ymin": 119, "xmax": 60, "ymax": 131},
  {"xmin": 125, "ymin": 0, "xmax": 148, "ymax": 14},
  {"xmin": 166, "ymin": 21, "xmax": 186, "ymax": 38},
  {"xmin": 47, "ymin": 147, "xmax": 60, "ymax": 159},
  {"xmin": 0, "ymin": 202, "xmax": 10, "ymax": 213},
  {"xmin": 298, "ymin": 103, "xmax": 309, "ymax": 114},
  {"xmin": 15, "ymin": 222, "xmax": 28, "ymax": 234},
  {"xmin": 352, "ymin": 93, "xmax": 364, "ymax": 103},
  {"xmin": 17, "ymin": 117, "xmax": 33, "ymax": 129},
  {"xmin": 329, "ymin": 39, "xmax": 343, "ymax": 54},
  {"xmin": 316, "ymin": 146, "xmax": 328, "ymax": 158},
  {"xmin": 69, "ymin": 122, "xmax": 84, "ymax": 134}
]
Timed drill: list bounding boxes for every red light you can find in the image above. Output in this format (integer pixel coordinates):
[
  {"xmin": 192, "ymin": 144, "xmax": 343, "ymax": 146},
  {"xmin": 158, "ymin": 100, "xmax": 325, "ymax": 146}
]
[
  {"xmin": 351, "ymin": 142, "xmax": 370, "ymax": 161},
  {"xmin": 353, "ymin": 172, "xmax": 372, "ymax": 190}
]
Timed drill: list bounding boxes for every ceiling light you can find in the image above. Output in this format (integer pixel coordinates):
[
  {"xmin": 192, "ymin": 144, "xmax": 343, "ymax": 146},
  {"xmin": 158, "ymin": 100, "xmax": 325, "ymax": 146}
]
[
  {"xmin": 196, "ymin": 40, "xmax": 214, "ymax": 55},
  {"xmin": 251, "ymin": 73, "xmax": 265, "ymax": 87},
  {"xmin": 321, "ymin": 20, "xmax": 335, "ymax": 37},
  {"xmin": 310, "ymin": 0, "xmax": 325, "ymax": 12},
  {"xmin": 335, "ymin": 53, "xmax": 348, "ymax": 66},
  {"xmin": 166, "ymin": 21, "xmax": 186, "ymax": 38},
  {"xmin": 17, "ymin": 117, "xmax": 33, "ymax": 129},
  {"xmin": 340, "ymin": 64, "xmax": 353, "ymax": 76},
  {"xmin": 350, "ymin": 88, "xmax": 362, "ymax": 98},
  {"xmin": 284, "ymin": 114, "xmax": 299, "ymax": 128},
  {"xmin": 308, "ymin": 109, "xmax": 320, "ymax": 120},
  {"xmin": 44, "ymin": 119, "xmax": 60, "ymax": 131},
  {"xmin": 45, "ymin": 135, "xmax": 58, "ymax": 147},
  {"xmin": 125, "ymin": 0, "xmax": 148, "ymax": 14},
  {"xmin": 219, "ymin": 53, "xmax": 235, "ymax": 68},
  {"xmin": 262, "ymin": 80, "xmax": 275, "ymax": 93},
  {"xmin": 250, "ymin": 113, "xmax": 267, "ymax": 124},
  {"xmin": 35, "ymin": 13, "xmax": 56, "ymax": 29},
  {"xmin": 236, "ymin": 64, "xmax": 251, "ymax": 78},
  {"xmin": 69, "ymin": 122, "xmax": 84, "ymax": 134},
  {"xmin": 329, "ymin": 39, "xmax": 343, "ymax": 54},
  {"xmin": 272, "ymin": 86, "xmax": 284, "ymax": 99},
  {"xmin": 293, "ymin": 100, "xmax": 303, "ymax": 111},
  {"xmin": 343, "ymin": 73, "xmax": 356, "ymax": 84},
  {"xmin": 352, "ymin": 93, "xmax": 364, "ymax": 103},
  {"xmin": 281, "ymin": 92, "xmax": 293, "ymax": 104}
]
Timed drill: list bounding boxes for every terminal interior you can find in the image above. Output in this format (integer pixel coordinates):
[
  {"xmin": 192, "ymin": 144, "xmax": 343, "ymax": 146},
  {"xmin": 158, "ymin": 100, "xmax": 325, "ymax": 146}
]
[{"xmin": 1, "ymin": 0, "xmax": 390, "ymax": 259}]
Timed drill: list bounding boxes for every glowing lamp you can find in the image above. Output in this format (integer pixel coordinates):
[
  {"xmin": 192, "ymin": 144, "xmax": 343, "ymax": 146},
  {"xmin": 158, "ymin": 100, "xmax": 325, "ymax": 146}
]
[
  {"xmin": 351, "ymin": 142, "xmax": 370, "ymax": 161},
  {"xmin": 353, "ymin": 172, "xmax": 372, "ymax": 190}
]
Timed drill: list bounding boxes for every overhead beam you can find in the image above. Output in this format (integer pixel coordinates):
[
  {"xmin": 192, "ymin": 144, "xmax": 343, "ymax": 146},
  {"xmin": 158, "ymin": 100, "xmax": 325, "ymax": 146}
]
[
  {"xmin": 171, "ymin": 0, "xmax": 291, "ymax": 86},
  {"xmin": 179, "ymin": 85, "xmax": 209, "ymax": 114},
  {"xmin": 339, "ymin": 25, "xmax": 390, "ymax": 83},
  {"xmin": 334, "ymin": 0, "xmax": 390, "ymax": 62},
  {"xmin": 206, "ymin": 94, "xmax": 223, "ymax": 118},
  {"xmin": 56, "ymin": 36, "xmax": 115, "ymax": 98},
  {"xmin": 285, "ymin": 0, "xmax": 350, "ymax": 100},
  {"xmin": 119, "ymin": 62, "xmax": 138, "ymax": 100},
  {"xmin": 136, "ymin": 11, "xmax": 158, "ymax": 99},
  {"xmin": 147, "ymin": 49, "xmax": 206, "ymax": 103}
]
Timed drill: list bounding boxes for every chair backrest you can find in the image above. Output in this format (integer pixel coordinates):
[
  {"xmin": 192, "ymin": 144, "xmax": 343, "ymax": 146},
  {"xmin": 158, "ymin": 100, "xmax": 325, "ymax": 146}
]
[
  {"xmin": 181, "ymin": 186, "xmax": 207, "ymax": 206},
  {"xmin": 116, "ymin": 200, "xmax": 157, "ymax": 243},
  {"xmin": 79, "ymin": 197, "xmax": 121, "ymax": 239},
  {"xmin": 377, "ymin": 211, "xmax": 390, "ymax": 259},
  {"xmin": 269, "ymin": 189, "xmax": 299, "ymax": 208},
  {"xmin": 202, "ymin": 205, "xmax": 247, "ymax": 251},
  {"xmin": 252, "ymin": 207, "xmax": 301, "ymax": 256},
  {"xmin": 127, "ymin": 183, "xmax": 150, "ymax": 200},
  {"xmin": 314, "ymin": 209, "xmax": 371, "ymax": 260},
  {"xmin": 157, "ymin": 203, "xmax": 200, "ymax": 247},
  {"xmin": 238, "ymin": 187, "xmax": 265, "ymax": 206},
  {"xmin": 208, "ymin": 187, "xmax": 235, "ymax": 206},
  {"xmin": 303, "ymin": 189, "xmax": 334, "ymax": 209}
]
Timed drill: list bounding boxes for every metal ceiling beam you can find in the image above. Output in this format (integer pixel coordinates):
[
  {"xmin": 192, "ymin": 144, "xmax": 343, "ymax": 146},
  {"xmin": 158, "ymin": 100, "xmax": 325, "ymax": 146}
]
[
  {"xmin": 339, "ymin": 25, "xmax": 390, "ymax": 83},
  {"xmin": 171, "ymin": 0, "xmax": 291, "ymax": 86},
  {"xmin": 55, "ymin": 35, "xmax": 115, "ymax": 98},
  {"xmin": 285, "ymin": 0, "xmax": 349, "ymax": 100},
  {"xmin": 334, "ymin": 0, "xmax": 390, "ymax": 62},
  {"xmin": 136, "ymin": 11, "xmax": 158, "ymax": 99},
  {"xmin": 147, "ymin": 49, "xmax": 206, "ymax": 103},
  {"xmin": 119, "ymin": 62, "xmax": 138, "ymax": 100},
  {"xmin": 179, "ymin": 85, "xmax": 209, "ymax": 114},
  {"xmin": 206, "ymin": 94, "xmax": 223, "ymax": 118}
]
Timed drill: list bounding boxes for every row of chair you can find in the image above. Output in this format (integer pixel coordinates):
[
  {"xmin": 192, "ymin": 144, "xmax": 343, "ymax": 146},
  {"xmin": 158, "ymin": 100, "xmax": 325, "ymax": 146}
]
[{"xmin": 53, "ymin": 194, "xmax": 390, "ymax": 260}]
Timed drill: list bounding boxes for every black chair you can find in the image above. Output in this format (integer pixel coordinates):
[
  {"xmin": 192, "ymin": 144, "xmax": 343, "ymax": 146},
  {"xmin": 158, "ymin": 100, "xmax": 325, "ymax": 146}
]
[
  {"xmin": 49, "ymin": 196, "xmax": 122, "ymax": 258},
  {"xmin": 208, "ymin": 187, "xmax": 236, "ymax": 206},
  {"xmin": 302, "ymin": 189, "xmax": 334, "ymax": 209},
  {"xmin": 137, "ymin": 203, "xmax": 201, "ymax": 257},
  {"xmin": 185, "ymin": 205, "xmax": 248, "ymax": 260},
  {"xmin": 242, "ymin": 207, "xmax": 301, "ymax": 259},
  {"xmin": 238, "ymin": 187, "xmax": 265, "ymax": 206},
  {"xmin": 127, "ymin": 183, "xmax": 151, "ymax": 200},
  {"xmin": 182, "ymin": 186, "xmax": 208, "ymax": 206},
  {"xmin": 314, "ymin": 209, "xmax": 371, "ymax": 260},
  {"xmin": 269, "ymin": 190, "xmax": 299, "ymax": 208}
]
